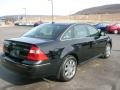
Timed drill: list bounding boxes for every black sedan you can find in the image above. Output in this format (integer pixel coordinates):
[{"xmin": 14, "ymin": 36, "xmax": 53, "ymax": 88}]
[{"xmin": 1, "ymin": 23, "xmax": 112, "ymax": 81}]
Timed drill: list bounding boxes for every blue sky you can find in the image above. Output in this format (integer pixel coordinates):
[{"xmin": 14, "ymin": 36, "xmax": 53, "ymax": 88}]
[{"xmin": 0, "ymin": 0, "xmax": 120, "ymax": 16}]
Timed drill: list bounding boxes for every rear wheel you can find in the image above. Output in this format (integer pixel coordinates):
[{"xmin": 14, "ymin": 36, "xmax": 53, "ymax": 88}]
[
  {"xmin": 113, "ymin": 30, "xmax": 118, "ymax": 34},
  {"xmin": 58, "ymin": 55, "xmax": 77, "ymax": 82},
  {"xmin": 102, "ymin": 43, "xmax": 111, "ymax": 58}
]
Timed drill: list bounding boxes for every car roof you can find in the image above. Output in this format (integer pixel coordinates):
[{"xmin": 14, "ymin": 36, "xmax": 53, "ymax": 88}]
[
  {"xmin": 47, "ymin": 23, "xmax": 92, "ymax": 26},
  {"xmin": 47, "ymin": 23, "xmax": 73, "ymax": 26}
]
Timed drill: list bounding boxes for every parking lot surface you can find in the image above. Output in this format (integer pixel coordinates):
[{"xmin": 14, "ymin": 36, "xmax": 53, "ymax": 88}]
[{"xmin": 0, "ymin": 26, "xmax": 120, "ymax": 90}]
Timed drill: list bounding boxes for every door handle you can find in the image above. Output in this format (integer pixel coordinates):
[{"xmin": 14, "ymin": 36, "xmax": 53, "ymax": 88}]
[
  {"xmin": 91, "ymin": 41, "xmax": 97, "ymax": 45},
  {"xmin": 74, "ymin": 44, "xmax": 81, "ymax": 48}
]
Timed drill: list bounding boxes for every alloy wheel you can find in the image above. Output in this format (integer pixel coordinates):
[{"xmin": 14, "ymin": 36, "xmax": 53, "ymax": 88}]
[
  {"xmin": 105, "ymin": 44, "xmax": 111, "ymax": 57},
  {"xmin": 64, "ymin": 58, "xmax": 76, "ymax": 79}
]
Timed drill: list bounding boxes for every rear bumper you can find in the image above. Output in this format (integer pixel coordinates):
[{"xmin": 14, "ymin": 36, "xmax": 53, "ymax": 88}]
[{"xmin": 1, "ymin": 56, "xmax": 51, "ymax": 78}]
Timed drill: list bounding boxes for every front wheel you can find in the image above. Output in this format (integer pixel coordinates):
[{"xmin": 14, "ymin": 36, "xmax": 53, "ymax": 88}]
[
  {"xmin": 58, "ymin": 55, "xmax": 77, "ymax": 82},
  {"xmin": 102, "ymin": 43, "xmax": 111, "ymax": 58}
]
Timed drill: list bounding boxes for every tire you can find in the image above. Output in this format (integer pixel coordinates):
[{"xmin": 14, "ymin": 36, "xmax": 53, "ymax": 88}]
[
  {"xmin": 58, "ymin": 55, "xmax": 77, "ymax": 82},
  {"xmin": 113, "ymin": 30, "xmax": 118, "ymax": 34},
  {"xmin": 102, "ymin": 43, "xmax": 111, "ymax": 58}
]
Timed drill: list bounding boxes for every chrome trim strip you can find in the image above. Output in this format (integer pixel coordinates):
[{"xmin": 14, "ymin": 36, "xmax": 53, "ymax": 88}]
[
  {"xmin": 31, "ymin": 63, "xmax": 51, "ymax": 67},
  {"xmin": 3, "ymin": 56, "xmax": 50, "ymax": 67}
]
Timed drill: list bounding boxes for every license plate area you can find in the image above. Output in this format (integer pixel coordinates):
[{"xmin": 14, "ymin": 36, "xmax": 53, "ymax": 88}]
[{"xmin": 4, "ymin": 41, "xmax": 31, "ymax": 59}]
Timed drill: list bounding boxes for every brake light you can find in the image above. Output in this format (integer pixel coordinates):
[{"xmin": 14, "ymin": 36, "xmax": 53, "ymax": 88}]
[{"xmin": 27, "ymin": 45, "xmax": 48, "ymax": 61}]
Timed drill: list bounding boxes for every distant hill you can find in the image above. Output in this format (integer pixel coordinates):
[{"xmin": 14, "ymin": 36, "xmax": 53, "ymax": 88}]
[{"xmin": 74, "ymin": 4, "xmax": 120, "ymax": 15}]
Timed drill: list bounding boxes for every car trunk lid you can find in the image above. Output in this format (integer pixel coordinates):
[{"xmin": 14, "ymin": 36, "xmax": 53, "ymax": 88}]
[{"xmin": 3, "ymin": 37, "xmax": 52, "ymax": 61}]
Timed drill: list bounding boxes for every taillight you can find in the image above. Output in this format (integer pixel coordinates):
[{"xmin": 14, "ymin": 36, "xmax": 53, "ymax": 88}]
[{"xmin": 27, "ymin": 45, "xmax": 48, "ymax": 61}]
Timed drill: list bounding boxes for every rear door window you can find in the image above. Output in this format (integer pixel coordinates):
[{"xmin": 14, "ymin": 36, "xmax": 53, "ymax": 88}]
[{"xmin": 73, "ymin": 25, "xmax": 89, "ymax": 38}]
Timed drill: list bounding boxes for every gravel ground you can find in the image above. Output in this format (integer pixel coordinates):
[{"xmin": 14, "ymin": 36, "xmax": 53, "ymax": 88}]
[{"xmin": 0, "ymin": 26, "xmax": 120, "ymax": 90}]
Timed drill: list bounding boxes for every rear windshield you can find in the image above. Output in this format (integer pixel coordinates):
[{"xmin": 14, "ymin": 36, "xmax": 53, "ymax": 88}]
[{"xmin": 23, "ymin": 24, "xmax": 69, "ymax": 40}]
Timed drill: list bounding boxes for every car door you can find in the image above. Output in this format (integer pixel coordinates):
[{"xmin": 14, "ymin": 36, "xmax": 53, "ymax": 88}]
[
  {"xmin": 72, "ymin": 25, "xmax": 94, "ymax": 62},
  {"xmin": 86, "ymin": 25, "xmax": 107, "ymax": 56},
  {"xmin": 61, "ymin": 25, "xmax": 91, "ymax": 62}
]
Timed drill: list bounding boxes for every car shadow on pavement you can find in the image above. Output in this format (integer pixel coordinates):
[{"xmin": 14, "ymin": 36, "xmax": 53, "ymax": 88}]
[
  {"xmin": 0, "ymin": 66, "xmax": 45, "ymax": 85},
  {"xmin": 112, "ymin": 49, "xmax": 120, "ymax": 52}
]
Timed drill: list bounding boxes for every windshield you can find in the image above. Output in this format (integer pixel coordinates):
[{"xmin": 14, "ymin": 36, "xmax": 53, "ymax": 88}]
[{"xmin": 23, "ymin": 24, "xmax": 70, "ymax": 40}]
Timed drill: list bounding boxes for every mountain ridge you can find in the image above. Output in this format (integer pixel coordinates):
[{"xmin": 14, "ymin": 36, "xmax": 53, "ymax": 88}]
[{"xmin": 74, "ymin": 4, "xmax": 120, "ymax": 15}]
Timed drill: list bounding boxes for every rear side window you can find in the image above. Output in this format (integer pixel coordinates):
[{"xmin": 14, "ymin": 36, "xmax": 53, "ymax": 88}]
[
  {"xmin": 74, "ymin": 25, "xmax": 89, "ymax": 38},
  {"xmin": 61, "ymin": 27, "xmax": 73, "ymax": 40}
]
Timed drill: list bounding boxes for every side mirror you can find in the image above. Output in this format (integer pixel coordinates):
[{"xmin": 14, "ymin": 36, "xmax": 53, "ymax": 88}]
[
  {"xmin": 98, "ymin": 29, "xmax": 101, "ymax": 32},
  {"xmin": 100, "ymin": 31, "xmax": 106, "ymax": 36}
]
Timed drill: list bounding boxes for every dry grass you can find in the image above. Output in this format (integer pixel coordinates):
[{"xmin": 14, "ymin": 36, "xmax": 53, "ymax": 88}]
[
  {"xmin": 0, "ymin": 44, "xmax": 3, "ymax": 51},
  {"xmin": 18, "ymin": 13, "xmax": 120, "ymax": 23}
]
